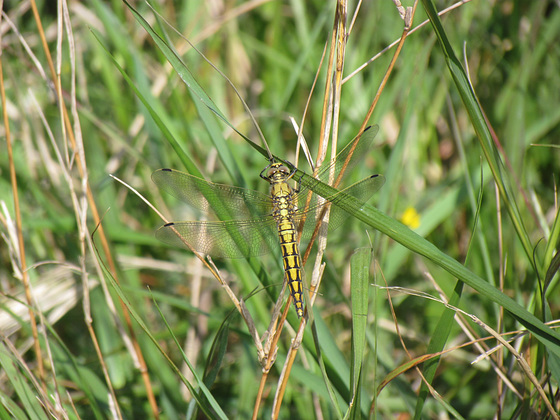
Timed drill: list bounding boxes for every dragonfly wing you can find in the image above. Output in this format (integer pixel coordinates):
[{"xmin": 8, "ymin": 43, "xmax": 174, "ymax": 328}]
[
  {"xmin": 326, "ymin": 174, "xmax": 385, "ymax": 230},
  {"xmin": 296, "ymin": 174, "xmax": 385, "ymax": 240},
  {"xmin": 156, "ymin": 217, "xmax": 279, "ymax": 258},
  {"xmin": 295, "ymin": 125, "xmax": 379, "ymax": 200},
  {"xmin": 152, "ymin": 168, "xmax": 272, "ymax": 219}
]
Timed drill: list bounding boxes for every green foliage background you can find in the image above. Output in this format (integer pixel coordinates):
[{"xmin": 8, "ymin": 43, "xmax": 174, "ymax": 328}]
[{"xmin": 1, "ymin": 1, "xmax": 559, "ymax": 418}]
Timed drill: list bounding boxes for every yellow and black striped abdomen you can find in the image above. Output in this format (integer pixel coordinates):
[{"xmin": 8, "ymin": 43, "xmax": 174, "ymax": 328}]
[
  {"xmin": 277, "ymin": 217, "xmax": 304, "ymax": 317},
  {"xmin": 268, "ymin": 163, "xmax": 304, "ymax": 318}
]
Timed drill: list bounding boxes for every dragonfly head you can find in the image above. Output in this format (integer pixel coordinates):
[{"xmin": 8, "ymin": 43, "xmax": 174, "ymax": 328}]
[
  {"xmin": 266, "ymin": 162, "xmax": 291, "ymax": 179},
  {"xmin": 268, "ymin": 163, "xmax": 290, "ymax": 175},
  {"xmin": 260, "ymin": 160, "xmax": 297, "ymax": 182}
]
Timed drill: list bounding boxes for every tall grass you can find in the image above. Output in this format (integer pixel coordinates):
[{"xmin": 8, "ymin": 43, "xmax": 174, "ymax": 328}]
[{"xmin": 1, "ymin": 1, "xmax": 559, "ymax": 418}]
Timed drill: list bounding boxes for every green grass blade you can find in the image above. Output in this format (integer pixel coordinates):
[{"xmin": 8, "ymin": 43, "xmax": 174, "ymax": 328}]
[
  {"xmin": 347, "ymin": 248, "xmax": 371, "ymax": 420},
  {"xmin": 414, "ymin": 281, "xmax": 464, "ymax": 419},
  {"xmin": 294, "ymin": 173, "xmax": 560, "ymax": 356},
  {"xmin": 420, "ymin": 0, "xmax": 536, "ymax": 271},
  {"xmin": 202, "ymin": 311, "xmax": 235, "ymax": 388},
  {"xmin": 123, "ymin": 1, "xmax": 254, "ymax": 147},
  {"xmin": 0, "ymin": 345, "xmax": 47, "ymax": 420},
  {"xmin": 91, "ymin": 30, "xmax": 202, "ymax": 177},
  {"xmin": 309, "ymin": 316, "xmax": 345, "ymax": 418},
  {"xmin": 544, "ymin": 207, "xmax": 560, "ymax": 290},
  {"xmin": 0, "ymin": 391, "xmax": 28, "ymax": 420},
  {"xmin": 124, "ymin": 1, "xmax": 226, "ymax": 123},
  {"xmin": 349, "ymin": 248, "xmax": 370, "ymax": 392},
  {"xmin": 415, "ymin": 165, "xmax": 484, "ymax": 417},
  {"xmin": 152, "ymin": 297, "xmax": 228, "ymax": 420},
  {"xmin": 102, "ymin": 263, "xmax": 227, "ymax": 419}
]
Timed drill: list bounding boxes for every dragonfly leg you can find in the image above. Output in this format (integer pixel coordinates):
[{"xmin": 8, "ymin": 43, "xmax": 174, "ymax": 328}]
[
  {"xmin": 260, "ymin": 160, "xmax": 276, "ymax": 180},
  {"xmin": 281, "ymin": 161, "xmax": 302, "ymax": 192},
  {"xmin": 294, "ymin": 169, "xmax": 304, "ymax": 194}
]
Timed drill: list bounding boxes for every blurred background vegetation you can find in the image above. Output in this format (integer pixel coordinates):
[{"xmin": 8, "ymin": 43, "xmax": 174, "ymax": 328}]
[{"xmin": 1, "ymin": 0, "xmax": 559, "ymax": 418}]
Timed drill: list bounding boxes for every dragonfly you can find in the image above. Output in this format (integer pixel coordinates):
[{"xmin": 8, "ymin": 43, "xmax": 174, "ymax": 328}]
[{"xmin": 152, "ymin": 126, "xmax": 385, "ymax": 318}]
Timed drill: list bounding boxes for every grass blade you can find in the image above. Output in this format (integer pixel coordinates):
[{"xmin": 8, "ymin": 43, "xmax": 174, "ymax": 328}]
[
  {"xmin": 420, "ymin": 0, "xmax": 536, "ymax": 271},
  {"xmin": 294, "ymin": 173, "xmax": 560, "ymax": 356}
]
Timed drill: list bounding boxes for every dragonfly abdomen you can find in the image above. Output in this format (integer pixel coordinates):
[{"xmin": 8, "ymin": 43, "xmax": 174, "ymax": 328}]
[{"xmin": 277, "ymin": 218, "xmax": 304, "ymax": 317}]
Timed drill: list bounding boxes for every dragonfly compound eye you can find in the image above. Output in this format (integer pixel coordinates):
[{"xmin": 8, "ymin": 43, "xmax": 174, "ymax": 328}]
[{"xmin": 267, "ymin": 163, "xmax": 288, "ymax": 177}]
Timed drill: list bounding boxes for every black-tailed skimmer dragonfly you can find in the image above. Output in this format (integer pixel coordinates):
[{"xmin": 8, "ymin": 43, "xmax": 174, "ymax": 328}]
[{"xmin": 153, "ymin": 126, "xmax": 385, "ymax": 317}]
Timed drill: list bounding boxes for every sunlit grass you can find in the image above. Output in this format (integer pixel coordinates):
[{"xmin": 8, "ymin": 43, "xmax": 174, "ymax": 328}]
[{"xmin": 1, "ymin": 1, "xmax": 559, "ymax": 419}]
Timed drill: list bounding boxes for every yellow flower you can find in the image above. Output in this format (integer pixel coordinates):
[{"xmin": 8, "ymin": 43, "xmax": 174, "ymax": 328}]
[{"xmin": 400, "ymin": 207, "xmax": 420, "ymax": 229}]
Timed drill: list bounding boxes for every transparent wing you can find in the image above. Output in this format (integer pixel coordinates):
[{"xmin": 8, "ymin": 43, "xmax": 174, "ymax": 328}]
[
  {"xmin": 156, "ymin": 174, "xmax": 385, "ymax": 258},
  {"xmin": 153, "ymin": 126, "xmax": 383, "ymax": 259},
  {"xmin": 156, "ymin": 217, "xmax": 279, "ymax": 258},
  {"xmin": 293, "ymin": 125, "xmax": 379, "ymax": 209},
  {"xmin": 152, "ymin": 168, "xmax": 272, "ymax": 220},
  {"xmin": 294, "ymin": 174, "xmax": 386, "ymax": 240},
  {"xmin": 152, "ymin": 126, "xmax": 379, "ymax": 221}
]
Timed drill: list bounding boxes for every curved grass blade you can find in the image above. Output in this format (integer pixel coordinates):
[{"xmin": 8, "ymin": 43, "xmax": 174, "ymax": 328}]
[
  {"xmin": 122, "ymin": 0, "xmax": 272, "ymax": 162},
  {"xmin": 297, "ymin": 177, "xmax": 560, "ymax": 357},
  {"xmin": 90, "ymin": 30, "xmax": 202, "ymax": 177},
  {"xmin": 102, "ymin": 261, "xmax": 228, "ymax": 419},
  {"xmin": 421, "ymin": 0, "xmax": 535, "ymax": 270}
]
